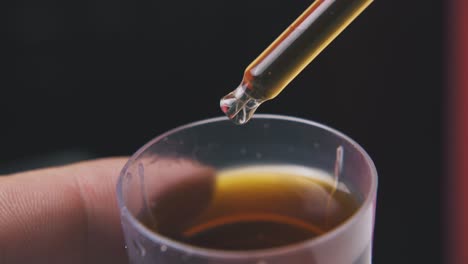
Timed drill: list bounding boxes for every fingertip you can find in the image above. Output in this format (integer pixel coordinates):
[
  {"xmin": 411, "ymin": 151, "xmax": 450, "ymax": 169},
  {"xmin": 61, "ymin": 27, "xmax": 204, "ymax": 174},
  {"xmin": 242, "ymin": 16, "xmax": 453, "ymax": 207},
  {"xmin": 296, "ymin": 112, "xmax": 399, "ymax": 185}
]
[{"xmin": 0, "ymin": 156, "xmax": 131, "ymax": 264}]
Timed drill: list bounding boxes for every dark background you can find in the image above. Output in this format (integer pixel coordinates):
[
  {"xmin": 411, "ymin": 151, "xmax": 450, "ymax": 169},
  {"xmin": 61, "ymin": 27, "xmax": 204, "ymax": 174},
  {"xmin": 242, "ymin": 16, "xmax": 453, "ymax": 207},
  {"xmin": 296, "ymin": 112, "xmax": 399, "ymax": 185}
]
[{"xmin": 3, "ymin": 0, "xmax": 443, "ymax": 263}]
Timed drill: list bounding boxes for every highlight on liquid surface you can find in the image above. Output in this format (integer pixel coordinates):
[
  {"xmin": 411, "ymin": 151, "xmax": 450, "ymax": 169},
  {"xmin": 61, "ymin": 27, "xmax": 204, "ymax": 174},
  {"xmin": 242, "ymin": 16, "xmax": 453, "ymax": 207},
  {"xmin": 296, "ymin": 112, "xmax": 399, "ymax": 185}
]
[
  {"xmin": 220, "ymin": 0, "xmax": 373, "ymax": 125},
  {"xmin": 141, "ymin": 165, "xmax": 360, "ymax": 251}
]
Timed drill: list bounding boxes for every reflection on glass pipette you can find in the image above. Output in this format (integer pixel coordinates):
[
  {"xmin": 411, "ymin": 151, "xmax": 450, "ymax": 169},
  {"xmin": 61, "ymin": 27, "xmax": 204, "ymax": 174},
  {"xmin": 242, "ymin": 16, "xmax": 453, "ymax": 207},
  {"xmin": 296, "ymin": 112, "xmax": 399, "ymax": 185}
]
[{"xmin": 220, "ymin": 0, "xmax": 373, "ymax": 125}]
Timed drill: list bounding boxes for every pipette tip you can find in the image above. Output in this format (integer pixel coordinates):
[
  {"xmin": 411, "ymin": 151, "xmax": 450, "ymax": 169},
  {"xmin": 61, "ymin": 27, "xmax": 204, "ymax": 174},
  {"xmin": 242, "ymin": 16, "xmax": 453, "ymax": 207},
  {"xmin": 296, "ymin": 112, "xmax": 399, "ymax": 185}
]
[{"xmin": 220, "ymin": 84, "xmax": 264, "ymax": 125}]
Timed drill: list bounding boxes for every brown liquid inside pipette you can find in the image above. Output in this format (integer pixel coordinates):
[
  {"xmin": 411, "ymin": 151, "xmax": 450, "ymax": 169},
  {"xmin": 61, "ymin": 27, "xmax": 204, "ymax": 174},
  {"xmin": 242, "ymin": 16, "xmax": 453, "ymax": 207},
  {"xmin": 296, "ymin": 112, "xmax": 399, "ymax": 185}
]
[{"xmin": 220, "ymin": 0, "xmax": 373, "ymax": 125}]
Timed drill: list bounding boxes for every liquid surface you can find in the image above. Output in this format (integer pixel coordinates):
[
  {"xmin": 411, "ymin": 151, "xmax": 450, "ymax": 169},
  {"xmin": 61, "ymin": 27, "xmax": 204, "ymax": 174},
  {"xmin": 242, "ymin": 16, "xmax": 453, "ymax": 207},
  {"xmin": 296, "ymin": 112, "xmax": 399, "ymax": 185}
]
[
  {"xmin": 142, "ymin": 165, "xmax": 360, "ymax": 251},
  {"xmin": 220, "ymin": 0, "xmax": 373, "ymax": 125}
]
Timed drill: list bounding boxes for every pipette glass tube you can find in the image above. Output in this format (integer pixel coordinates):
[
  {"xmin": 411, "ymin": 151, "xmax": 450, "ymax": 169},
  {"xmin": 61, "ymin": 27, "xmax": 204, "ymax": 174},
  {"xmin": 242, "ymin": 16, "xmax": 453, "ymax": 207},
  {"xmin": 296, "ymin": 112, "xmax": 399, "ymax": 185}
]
[{"xmin": 220, "ymin": 0, "xmax": 373, "ymax": 125}]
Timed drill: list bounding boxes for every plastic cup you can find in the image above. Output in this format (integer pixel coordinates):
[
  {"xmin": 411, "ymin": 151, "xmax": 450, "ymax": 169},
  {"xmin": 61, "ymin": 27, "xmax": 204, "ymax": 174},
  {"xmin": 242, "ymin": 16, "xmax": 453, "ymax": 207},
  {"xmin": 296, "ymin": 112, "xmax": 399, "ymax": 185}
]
[{"xmin": 116, "ymin": 114, "xmax": 378, "ymax": 264}]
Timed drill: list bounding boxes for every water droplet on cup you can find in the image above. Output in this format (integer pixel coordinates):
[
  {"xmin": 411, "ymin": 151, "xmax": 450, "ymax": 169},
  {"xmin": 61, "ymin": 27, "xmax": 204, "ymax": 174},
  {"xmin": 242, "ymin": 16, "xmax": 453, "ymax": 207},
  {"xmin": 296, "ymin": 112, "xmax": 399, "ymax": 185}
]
[{"xmin": 160, "ymin": 245, "xmax": 168, "ymax": 252}]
